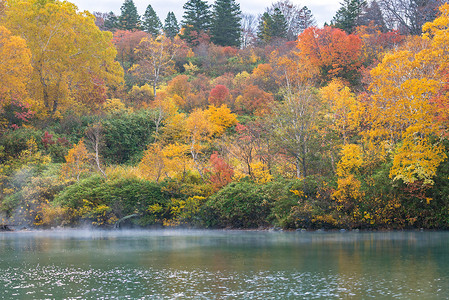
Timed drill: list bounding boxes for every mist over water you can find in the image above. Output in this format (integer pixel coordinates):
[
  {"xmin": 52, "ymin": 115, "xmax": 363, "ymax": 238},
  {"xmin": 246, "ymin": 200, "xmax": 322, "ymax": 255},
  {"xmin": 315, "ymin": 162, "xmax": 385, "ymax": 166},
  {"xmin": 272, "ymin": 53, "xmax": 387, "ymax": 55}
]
[{"xmin": 1, "ymin": 230, "xmax": 448, "ymax": 299}]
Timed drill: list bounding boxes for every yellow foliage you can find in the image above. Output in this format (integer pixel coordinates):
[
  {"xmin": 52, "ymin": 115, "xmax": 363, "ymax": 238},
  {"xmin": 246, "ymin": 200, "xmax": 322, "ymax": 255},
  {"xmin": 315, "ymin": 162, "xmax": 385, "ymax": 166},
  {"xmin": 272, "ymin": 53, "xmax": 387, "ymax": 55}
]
[
  {"xmin": 250, "ymin": 161, "xmax": 272, "ymax": 184},
  {"xmin": 333, "ymin": 174, "xmax": 364, "ymax": 211},
  {"xmin": 3, "ymin": 0, "xmax": 123, "ymax": 116},
  {"xmin": 139, "ymin": 142, "xmax": 191, "ymax": 182},
  {"xmin": 0, "ymin": 25, "xmax": 32, "ymax": 99},
  {"xmin": 77, "ymin": 199, "xmax": 117, "ymax": 226},
  {"xmin": 61, "ymin": 139, "xmax": 92, "ymax": 181},
  {"xmin": 390, "ymin": 130, "xmax": 446, "ymax": 185},
  {"xmin": 320, "ymin": 79, "xmax": 363, "ymax": 144},
  {"xmin": 183, "ymin": 61, "xmax": 200, "ymax": 75},
  {"xmin": 206, "ymin": 105, "xmax": 238, "ymax": 136},
  {"xmin": 336, "ymin": 144, "xmax": 364, "ymax": 177},
  {"xmin": 128, "ymin": 84, "xmax": 154, "ymax": 106},
  {"xmin": 102, "ymin": 98, "xmax": 128, "ymax": 114}
]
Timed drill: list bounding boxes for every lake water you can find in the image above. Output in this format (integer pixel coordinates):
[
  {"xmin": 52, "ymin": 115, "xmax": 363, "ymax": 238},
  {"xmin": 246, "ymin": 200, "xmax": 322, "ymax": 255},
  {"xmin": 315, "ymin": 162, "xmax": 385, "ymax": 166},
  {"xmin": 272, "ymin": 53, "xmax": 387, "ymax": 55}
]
[{"xmin": 0, "ymin": 230, "xmax": 448, "ymax": 299}]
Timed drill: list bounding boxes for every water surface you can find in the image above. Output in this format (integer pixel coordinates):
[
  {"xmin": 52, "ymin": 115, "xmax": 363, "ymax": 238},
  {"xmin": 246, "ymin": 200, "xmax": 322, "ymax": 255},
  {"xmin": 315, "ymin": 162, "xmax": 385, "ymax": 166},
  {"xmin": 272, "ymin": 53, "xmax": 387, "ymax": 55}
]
[{"xmin": 1, "ymin": 230, "xmax": 448, "ymax": 299}]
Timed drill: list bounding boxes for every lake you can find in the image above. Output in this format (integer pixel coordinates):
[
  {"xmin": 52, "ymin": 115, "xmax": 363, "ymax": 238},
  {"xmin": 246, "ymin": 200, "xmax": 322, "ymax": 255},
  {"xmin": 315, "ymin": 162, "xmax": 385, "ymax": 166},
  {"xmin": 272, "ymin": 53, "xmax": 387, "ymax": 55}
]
[{"xmin": 0, "ymin": 230, "xmax": 448, "ymax": 299}]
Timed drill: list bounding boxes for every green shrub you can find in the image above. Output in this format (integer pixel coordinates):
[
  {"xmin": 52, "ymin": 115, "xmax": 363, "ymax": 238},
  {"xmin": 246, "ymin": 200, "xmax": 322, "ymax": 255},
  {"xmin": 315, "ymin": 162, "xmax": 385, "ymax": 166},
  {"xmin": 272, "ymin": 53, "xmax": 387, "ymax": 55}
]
[
  {"xmin": 101, "ymin": 110, "xmax": 155, "ymax": 164},
  {"xmin": 203, "ymin": 181, "xmax": 273, "ymax": 228},
  {"xmin": 55, "ymin": 175, "xmax": 170, "ymax": 226}
]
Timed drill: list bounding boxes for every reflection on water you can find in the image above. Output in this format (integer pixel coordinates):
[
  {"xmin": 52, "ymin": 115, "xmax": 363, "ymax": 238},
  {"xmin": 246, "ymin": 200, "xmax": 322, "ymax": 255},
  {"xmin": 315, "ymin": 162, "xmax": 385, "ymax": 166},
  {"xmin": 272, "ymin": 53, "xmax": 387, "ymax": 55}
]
[{"xmin": 0, "ymin": 230, "xmax": 448, "ymax": 299}]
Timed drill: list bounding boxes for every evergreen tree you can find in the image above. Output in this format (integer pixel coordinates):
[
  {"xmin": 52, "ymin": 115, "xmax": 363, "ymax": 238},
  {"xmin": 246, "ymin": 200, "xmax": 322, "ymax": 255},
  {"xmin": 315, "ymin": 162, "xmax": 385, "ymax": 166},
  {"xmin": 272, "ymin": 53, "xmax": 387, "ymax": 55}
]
[
  {"xmin": 142, "ymin": 4, "xmax": 162, "ymax": 36},
  {"xmin": 358, "ymin": 0, "xmax": 387, "ymax": 31},
  {"xmin": 298, "ymin": 6, "xmax": 317, "ymax": 33},
  {"xmin": 118, "ymin": 0, "xmax": 141, "ymax": 30},
  {"xmin": 104, "ymin": 11, "xmax": 119, "ymax": 31},
  {"xmin": 332, "ymin": 0, "xmax": 367, "ymax": 33},
  {"xmin": 181, "ymin": 0, "xmax": 212, "ymax": 43},
  {"xmin": 257, "ymin": 8, "xmax": 287, "ymax": 44},
  {"xmin": 258, "ymin": 12, "xmax": 274, "ymax": 43},
  {"xmin": 270, "ymin": 8, "xmax": 287, "ymax": 38},
  {"xmin": 164, "ymin": 12, "xmax": 180, "ymax": 38},
  {"xmin": 210, "ymin": 0, "xmax": 242, "ymax": 47}
]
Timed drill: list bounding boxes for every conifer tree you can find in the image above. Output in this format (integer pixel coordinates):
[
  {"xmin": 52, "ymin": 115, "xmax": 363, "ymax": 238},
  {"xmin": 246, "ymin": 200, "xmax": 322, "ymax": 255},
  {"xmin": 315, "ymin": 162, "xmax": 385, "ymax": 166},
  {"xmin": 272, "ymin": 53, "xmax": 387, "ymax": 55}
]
[
  {"xmin": 104, "ymin": 11, "xmax": 119, "ymax": 31},
  {"xmin": 181, "ymin": 0, "xmax": 212, "ymax": 43},
  {"xmin": 164, "ymin": 12, "xmax": 180, "ymax": 38},
  {"xmin": 118, "ymin": 0, "xmax": 141, "ymax": 30},
  {"xmin": 142, "ymin": 4, "xmax": 162, "ymax": 36},
  {"xmin": 358, "ymin": 0, "xmax": 387, "ymax": 31},
  {"xmin": 270, "ymin": 8, "xmax": 287, "ymax": 38},
  {"xmin": 298, "ymin": 6, "xmax": 317, "ymax": 33},
  {"xmin": 257, "ymin": 8, "xmax": 287, "ymax": 44},
  {"xmin": 332, "ymin": 0, "xmax": 367, "ymax": 33},
  {"xmin": 210, "ymin": 0, "xmax": 242, "ymax": 47}
]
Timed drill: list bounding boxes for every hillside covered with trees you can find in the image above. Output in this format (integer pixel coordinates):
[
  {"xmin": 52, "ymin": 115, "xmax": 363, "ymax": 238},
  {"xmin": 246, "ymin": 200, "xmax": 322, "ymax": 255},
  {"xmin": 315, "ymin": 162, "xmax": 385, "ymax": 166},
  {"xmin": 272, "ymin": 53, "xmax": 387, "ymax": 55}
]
[{"xmin": 1, "ymin": 0, "xmax": 449, "ymax": 230}]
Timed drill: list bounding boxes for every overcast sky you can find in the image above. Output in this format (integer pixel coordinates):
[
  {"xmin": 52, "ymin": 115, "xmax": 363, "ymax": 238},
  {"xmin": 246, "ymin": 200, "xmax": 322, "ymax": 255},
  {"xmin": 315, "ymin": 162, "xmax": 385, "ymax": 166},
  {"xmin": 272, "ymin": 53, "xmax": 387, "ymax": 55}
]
[{"xmin": 71, "ymin": 0, "xmax": 340, "ymax": 27}]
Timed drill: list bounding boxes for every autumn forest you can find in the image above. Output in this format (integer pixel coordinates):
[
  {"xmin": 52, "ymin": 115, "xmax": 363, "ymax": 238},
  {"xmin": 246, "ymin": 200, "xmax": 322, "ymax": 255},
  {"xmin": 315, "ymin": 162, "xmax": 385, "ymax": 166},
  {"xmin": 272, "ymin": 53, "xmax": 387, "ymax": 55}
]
[{"xmin": 0, "ymin": 0, "xmax": 448, "ymax": 230}]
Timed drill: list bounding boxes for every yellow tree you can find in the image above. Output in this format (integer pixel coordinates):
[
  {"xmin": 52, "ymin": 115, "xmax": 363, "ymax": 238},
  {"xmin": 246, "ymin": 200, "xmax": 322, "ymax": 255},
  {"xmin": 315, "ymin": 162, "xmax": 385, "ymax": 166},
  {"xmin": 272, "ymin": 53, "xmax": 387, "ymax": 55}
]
[
  {"xmin": 61, "ymin": 140, "xmax": 92, "ymax": 181},
  {"xmin": 185, "ymin": 108, "xmax": 214, "ymax": 177},
  {"xmin": 131, "ymin": 34, "xmax": 181, "ymax": 97},
  {"xmin": 2, "ymin": 0, "xmax": 123, "ymax": 117},
  {"xmin": 0, "ymin": 25, "xmax": 32, "ymax": 100},
  {"xmin": 139, "ymin": 142, "xmax": 191, "ymax": 182},
  {"xmin": 320, "ymin": 79, "xmax": 363, "ymax": 145},
  {"xmin": 365, "ymin": 5, "xmax": 449, "ymax": 187}
]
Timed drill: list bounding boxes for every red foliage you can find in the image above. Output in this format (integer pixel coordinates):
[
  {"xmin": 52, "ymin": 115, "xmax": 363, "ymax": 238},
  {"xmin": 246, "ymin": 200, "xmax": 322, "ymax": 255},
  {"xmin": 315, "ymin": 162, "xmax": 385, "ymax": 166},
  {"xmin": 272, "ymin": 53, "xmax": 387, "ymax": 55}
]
[
  {"xmin": 208, "ymin": 84, "xmax": 230, "ymax": 106},
  {"xmin": 222, "ymin": 46, "xmax": 238, "ymax": 57},
  {"xmin": 297, "ymin": 26, "xmax": 362, "ymax": 84},
  {"xmin": 42, "ymin": 131, "xmax": 55, "ymax": 148},
  {"xmin": 236, "ymin": 85, "xmax": 274, "ymax": 115},
  {"xmin": 208, "ymin": 152, "xmax": 234, "ymax": 190},
  {"xmin": 112, "ymin": 30, "xmax": 147, "ymax": 67}
]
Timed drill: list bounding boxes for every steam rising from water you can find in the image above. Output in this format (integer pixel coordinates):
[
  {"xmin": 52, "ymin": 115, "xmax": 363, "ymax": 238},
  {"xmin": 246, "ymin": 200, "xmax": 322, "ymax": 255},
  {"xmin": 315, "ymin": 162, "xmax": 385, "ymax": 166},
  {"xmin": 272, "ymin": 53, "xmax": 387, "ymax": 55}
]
[{"xmin": 1, "ymin": 230, "xmax": 448, "ymax": 299}]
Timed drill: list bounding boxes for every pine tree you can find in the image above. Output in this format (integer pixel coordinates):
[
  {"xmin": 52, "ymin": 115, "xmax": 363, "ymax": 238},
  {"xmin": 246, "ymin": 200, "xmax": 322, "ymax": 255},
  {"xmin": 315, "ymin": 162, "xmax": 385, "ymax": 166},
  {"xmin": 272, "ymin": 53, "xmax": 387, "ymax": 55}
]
[
  {"xmin": 210, "ymin": 0, "xmax": 242, "ymax": 47},
  {"xmin": 104, "ymin": 11, "xmax": 119, "ymax": 31},
  {"xmin": 142, "ymin": 4, "xmax": 162, "ymax": 36},
  {"xmin": 332, "ymin": 0, "xmax": 367, "ymax": 33},
  {"xmin": 181, "ymin": 0, "xmax": 212, "ymax": 43},
  {"xmin": 358, "ymin": 0, "xmax": 387, "ymax": 31},
  {"xmin": 118, "ymin": 0, "xmax": 141, "ymax": 30},
  {"xmin": 270, "ymin": 8, "xmax": 287, "ymax": 38},
  {"xmin": 164, "ymin": 12, "xmax": 180, "ymax": 38},
  {"xmin": 298, "ymin": 6, "xmax": 317, "ymax": 33},
  {"xmin": 257, "ymin": 8, "xmax": 287, "ymax": 43}
]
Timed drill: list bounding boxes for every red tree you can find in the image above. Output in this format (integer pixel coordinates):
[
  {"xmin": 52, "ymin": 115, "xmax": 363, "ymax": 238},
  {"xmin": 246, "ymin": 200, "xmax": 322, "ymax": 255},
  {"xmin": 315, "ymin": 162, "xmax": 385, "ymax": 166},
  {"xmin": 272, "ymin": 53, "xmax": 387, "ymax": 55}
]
[
  {"xmin": 297, "ymin": 26, "xmax": 362, "ymax": 85},
  {"xmin": 208, "ymin": 85, "xmax": 230, "ymax": 106}
]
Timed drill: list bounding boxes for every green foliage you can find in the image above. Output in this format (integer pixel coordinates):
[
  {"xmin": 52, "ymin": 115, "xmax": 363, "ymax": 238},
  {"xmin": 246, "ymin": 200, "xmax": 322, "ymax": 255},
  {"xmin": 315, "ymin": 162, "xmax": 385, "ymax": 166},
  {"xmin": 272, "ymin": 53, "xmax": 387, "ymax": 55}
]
[
  {"xmin": 332, "ymin": 0, "xmax": 367, "ymax": 33},
  {"xmin": 118, "ymin": 0, "xmax": 141, "ymax": 30},
  {"xmin": 181, "ymin": 0, "xmax": 212, "ymax": 44},
  {"xmin": 0, "ymin": 127, "xmax": 43, "ymax": 159},
  {"xmin": 204, "ymin": 181, "xmax": 273, "ymax": 228},
  {"xmin": 257, "ymin": 8, "xmax": 287, "ymax": 44},
  {"xmin": 164, "ymin": 12, "xmax": 179, "ymax": 38},
  {"xmin": 142, "ymin": 4, "xmax": 162, "ymax": 36},
  {"xmin": 211, "ymin": 0, "xmax": 242, "ymax": 47},
  {"xmin": 55, "ymin": 175, "xmax": 169, "ymax": 226},
  {"xmin": 100, "ymin": 110, "xmax": 156, "ymax": 164}
]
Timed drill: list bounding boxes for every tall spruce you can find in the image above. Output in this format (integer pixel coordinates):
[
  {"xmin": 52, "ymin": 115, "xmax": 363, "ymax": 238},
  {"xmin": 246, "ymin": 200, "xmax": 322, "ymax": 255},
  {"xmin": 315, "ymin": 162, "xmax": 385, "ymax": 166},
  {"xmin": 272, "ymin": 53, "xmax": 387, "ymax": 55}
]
[
  {"xmin": 298, "ymin": 6, "xmax": 317, "ymax": 33},
  {"xmin": 142, "ymin": 4, "xmax": 162, "ymax": 36},
  {"xmin": 181, "ymin": 0, "xmax": 212, "ymax": 43},
  {"xmin": 104, "ymin": 11, "xmax": 119, "ymax": 31},
  {"xmin": 210, "ymin": 0, "xmax": 242, "ymax": 47},
  {"xmin": 257, "ymin": 8, "xmax": 288, "ymax": 44},
  {"xmin": 358, "ymin": 0, "xmax": 387, "ymax": 31},
  {"xmin": 332, "ymin": 0, "xmax": 367, "ymax": 33},
  {"xmin": 118, "ymin": 0, "xmax": 141, "ymax": 30},
  {"xmin": 164, "ymin": 12, "xmax": 180, "ymax": 38}
]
